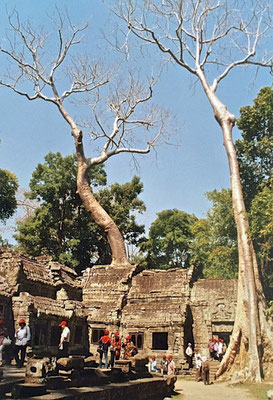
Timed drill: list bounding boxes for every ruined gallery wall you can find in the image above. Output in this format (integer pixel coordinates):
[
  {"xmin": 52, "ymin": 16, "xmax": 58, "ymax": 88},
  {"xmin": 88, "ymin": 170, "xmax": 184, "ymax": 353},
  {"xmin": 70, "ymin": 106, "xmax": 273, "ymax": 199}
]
[
  {"xmin": 121, "ymin": 268, "xmax": 193, "ymax": 363},
  {"xmin": 0, "ymin": 248, "xmax": 88, "ymax": 356},
  {"xmin": 190, "ymin": 279, "xmax": 237, "ymax": 356},
  {"xmin": 82, "ymin": 266, "xmax": 194, "ymax": 369},
  {"xmin": 82, "ymin": 264, "xmax": 142, "ymax": 355}
]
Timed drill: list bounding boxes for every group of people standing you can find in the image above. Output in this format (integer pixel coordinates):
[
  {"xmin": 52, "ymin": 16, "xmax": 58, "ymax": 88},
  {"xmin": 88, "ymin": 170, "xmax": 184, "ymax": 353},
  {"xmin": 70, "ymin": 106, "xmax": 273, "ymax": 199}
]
[
  {"xmin": 185, "ymin": 339, "xmax": 227, "ymax": 385},
  {"xmin": 208, "ymin": 338, "xmax": 226, "ymax": 361},
  {"xmin": 97, "ymin": 330, "xmax": 138, "ymax": 369},
  {"xmin": 148, "ymin": 354, "xmax": 175, "ymax": 376},
  {"xmin": 0, "ymin": 318, "xmax": 31, "ymax": 368}
]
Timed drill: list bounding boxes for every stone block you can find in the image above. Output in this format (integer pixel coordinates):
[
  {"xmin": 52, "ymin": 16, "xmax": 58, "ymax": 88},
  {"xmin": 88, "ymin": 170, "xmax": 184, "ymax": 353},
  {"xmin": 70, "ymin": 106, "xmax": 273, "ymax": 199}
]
[
  {"xmin": 109, "ymin": 368, "xmax": 129, "ymax": 383},
  {"xmin": 131, "ymin": 356, "xmax": 149, "ymax": 371},
  {"xmin": 84, "ymin": 356, "xmax": 97, "ymax": 367},
  {"xmin": 115, "ymin": 359, "xmax": 132, "ymax": 373},
  {"xmin": 267, "ymin": 389, "xmax": 273, "ymax": 399},
  {"xmin": 46, "ymin": 376, "xmax": 69, "ymax": 390},
  {"xmin": 25, "ymin": 357, "xmax": 52, "ymax": 383},
  {"xmin": 12, "ymin": 383, "xmax": 47, "ymax": 398},
  {"xmin": 57, "ymin": 357, "xmax": 84, "ymax": 371}
]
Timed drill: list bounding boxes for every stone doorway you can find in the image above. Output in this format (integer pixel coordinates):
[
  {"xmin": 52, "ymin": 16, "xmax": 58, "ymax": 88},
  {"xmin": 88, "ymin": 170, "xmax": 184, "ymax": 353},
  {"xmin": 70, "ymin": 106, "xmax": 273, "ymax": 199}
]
[{"xmin": 184, "ymin": 305, "xmax": 194, "ymax": 350}]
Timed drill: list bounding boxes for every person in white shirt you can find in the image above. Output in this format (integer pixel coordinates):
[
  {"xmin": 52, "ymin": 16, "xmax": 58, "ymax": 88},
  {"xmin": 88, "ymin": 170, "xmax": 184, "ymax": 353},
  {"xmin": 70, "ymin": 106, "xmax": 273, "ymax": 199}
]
[
  {"xmin": 57, "ymin": 321, "xmax": 70, "ymax": 358},
  {"xmin": 185, "ymin": 342, "xmax": 193, "ymax": 368},
  {"xmin": 217, "ymin": 339, "xmax": 223, "ymax": 362},
  {"xmin": 14, "ymin": 318, "xmax": 31, "ymax": 368}
]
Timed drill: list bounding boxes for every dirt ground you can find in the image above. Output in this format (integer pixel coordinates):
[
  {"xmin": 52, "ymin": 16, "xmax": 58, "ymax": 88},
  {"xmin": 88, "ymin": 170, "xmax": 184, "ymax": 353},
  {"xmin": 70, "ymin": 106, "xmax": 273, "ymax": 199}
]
[{"xmin": 173, "ymin": 378, "xmax": 255, "ymax": 400}]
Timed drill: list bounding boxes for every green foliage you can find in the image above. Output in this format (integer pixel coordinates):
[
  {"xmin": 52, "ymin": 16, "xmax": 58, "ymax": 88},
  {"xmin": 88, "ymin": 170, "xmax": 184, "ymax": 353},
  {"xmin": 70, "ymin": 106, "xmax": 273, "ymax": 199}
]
[
  {"xmin": 139, "ymin": 209, "xmax": 197, "ymax": 269},
  {"xmin": 15, "ymin": 152, "xmax": 145, "ymax": 273},
  {"xmin": 236, "ymin": 86, "xmax": 273, "ymax": 209},
  {"xmin": 250, "ymin": 177, "xmax": 273, "ymax": 295},
  {"xmin": 236, "ymin": 87, "xmax": 273, "ymax": 297},
  {"xmin": 0, "ymin": 169, "xmax": 18, "ymax": 222},
  {"xmin": 190, "ymin": 189, "xmax": 238, "ymax": 279}
]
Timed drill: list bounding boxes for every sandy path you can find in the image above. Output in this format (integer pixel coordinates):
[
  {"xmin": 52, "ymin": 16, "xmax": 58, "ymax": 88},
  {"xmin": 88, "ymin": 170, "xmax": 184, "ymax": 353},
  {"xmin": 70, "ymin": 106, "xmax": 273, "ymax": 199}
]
[{"xmin": 174, "ymin": 378, "xmax": 255, "ymax": 400}]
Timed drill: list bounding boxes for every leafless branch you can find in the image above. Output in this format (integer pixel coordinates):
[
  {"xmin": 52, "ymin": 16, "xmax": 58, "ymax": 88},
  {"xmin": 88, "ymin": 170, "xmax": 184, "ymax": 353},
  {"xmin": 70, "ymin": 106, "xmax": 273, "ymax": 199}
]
[{"xmin": 115, "ymin": 0, "xmax": 273, "ymax": 92}]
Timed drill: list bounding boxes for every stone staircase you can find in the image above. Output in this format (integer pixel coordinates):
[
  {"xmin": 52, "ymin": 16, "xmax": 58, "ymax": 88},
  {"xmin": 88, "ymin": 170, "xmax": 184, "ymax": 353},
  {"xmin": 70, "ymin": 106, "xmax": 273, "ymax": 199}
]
[
  {"xmin": 208, "ymin": 360, "xmax": 220, "ymax": 380},
  {"xmin": 181, "ymin": 360, "xmax": 220, "ymax": 381}
]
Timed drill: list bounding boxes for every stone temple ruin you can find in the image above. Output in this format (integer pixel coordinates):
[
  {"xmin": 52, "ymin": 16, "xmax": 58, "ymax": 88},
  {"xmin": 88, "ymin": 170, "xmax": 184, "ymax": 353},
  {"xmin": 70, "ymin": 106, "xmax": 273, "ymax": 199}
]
[{"xmin": 0, "ymin": 247, "xmax": 237, "ymax": 371}]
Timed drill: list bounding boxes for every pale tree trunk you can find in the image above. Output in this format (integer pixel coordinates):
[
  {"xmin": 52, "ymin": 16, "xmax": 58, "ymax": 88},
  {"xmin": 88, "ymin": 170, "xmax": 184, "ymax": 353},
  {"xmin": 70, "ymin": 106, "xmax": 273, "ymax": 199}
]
[
  {"xmin": 197, "ymin": 69, "xmax": 273, "ymax": 381},
  {"xmin": 58, "ymin": 104, "xmax": 130, "ymax": 267}
]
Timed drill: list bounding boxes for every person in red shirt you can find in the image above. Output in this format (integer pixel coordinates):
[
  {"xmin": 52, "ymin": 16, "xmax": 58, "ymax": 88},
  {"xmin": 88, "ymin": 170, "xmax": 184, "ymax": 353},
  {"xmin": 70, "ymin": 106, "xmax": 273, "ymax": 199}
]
[
  {"xmin": 98, "ymin": 329, "xmax": 111, "ymax": 369},
  {"xmin": 110, "ymin": 331, "xmax": 121, "ymax": 368}
]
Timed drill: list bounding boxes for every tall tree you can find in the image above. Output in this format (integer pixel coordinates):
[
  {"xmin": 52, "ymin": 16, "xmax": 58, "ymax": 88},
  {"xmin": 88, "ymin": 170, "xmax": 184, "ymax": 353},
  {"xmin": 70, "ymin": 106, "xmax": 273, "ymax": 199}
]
[
  {"xmin": 236, "ymin": 87, "xmax": 273, "ymax": 297},
  {"xmin": 139, "ymin": 209, "xmax": 197, "ymax": 269},
  {"xmin": 117, "ymin": 0, "xmax": 273, "ymax": 380},
  {"xmin": 236, "ymin": 86, "xmax": 273, "ymax": 209},
  {"xmin": 0, "ymin": 169, "xmax": 18, "ymax": 222},
  {"xmin": 15, "ymin": 152, "xmax": 146, "ymax": 273},
  {"xmin": 249, "ymin": 177, "xmax": 273, "ymax": 298},
  {"xmin": 0, "ymin": 11, "xmax": 171, "ymax": 267},
  {"xmin": 191, "ymin": 189, "xmax": 238, "ymax": 279}
]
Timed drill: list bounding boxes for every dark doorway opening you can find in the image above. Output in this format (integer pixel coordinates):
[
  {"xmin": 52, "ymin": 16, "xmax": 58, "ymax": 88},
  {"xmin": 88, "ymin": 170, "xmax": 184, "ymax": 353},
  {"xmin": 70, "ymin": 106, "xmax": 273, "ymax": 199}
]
[{"xmin": 184, "ymin": 305, "xmax": 194, "ymax": 350}]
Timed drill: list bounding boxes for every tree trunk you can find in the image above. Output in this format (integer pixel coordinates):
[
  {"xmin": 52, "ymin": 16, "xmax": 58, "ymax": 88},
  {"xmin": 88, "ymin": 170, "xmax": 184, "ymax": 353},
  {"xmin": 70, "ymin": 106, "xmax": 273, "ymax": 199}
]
[
  {"xmin": 197, "ymin": 69, "xmax": 273, "ymax": 381},
  {"xmin": 74, "ymin": 130, "xmax": 130, "ymax": 267},
  {"xmin": 57, "ymin": 102, "xmax": 131, "ymax": 267}
]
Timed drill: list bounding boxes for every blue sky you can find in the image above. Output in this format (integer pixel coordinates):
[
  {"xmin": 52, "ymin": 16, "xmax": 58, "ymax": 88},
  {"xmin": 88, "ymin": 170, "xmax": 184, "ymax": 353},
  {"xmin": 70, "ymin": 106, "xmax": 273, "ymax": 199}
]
[{"xmin": 0, "ymin": 0, "xmax": 272, "ymax": 243}]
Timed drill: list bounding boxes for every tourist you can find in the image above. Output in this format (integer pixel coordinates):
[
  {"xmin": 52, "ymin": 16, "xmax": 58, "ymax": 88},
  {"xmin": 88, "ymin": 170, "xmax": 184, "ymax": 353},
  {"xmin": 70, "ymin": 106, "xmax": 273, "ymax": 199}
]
[
  {"xmin": 14, "ymin": 318, "xmax": 31, "ymax": 368},
  {"xmin": 124, "ymin": 336, "xmax": 137, "ymax": 359},
  {"xmin": 208, "ymin": 338, "xmax": 214, "ymax": 359},
  {"xmin": 167, "ymin": 355, "xmax": 175, "ymax": 375},
  {"xmin": 120, "ymin": 336, "xmax": 127, "ymax": 359},
  {"xmin": 195, "ymin": 355, "xmax": 202, "ymax": 381},
  {"xmin": 194, "ymin": 348, "xmax": 201, "ymax": 366},
  {"xmin": 58, "ymin": 320, "xmax": 70, "ymax": 358},
  {"xmin": 151, "ymin": 355, "xmax": 157, "ymax": 372},
  {"xmin": 185, "ymin": 342, "xmax": 193, "ymax": 368},
  {"xmin": 0, "ymin": 319, "xmax": 10, "ymax": 366},
  {"xmin": 160, "ymin": 355, "xmax": 168, "ymax": 375},
  {"xmin": 213, "ymin": 338, "xmax": 219, "ymax": 359},
  {"xmin": 98, "ymin": 329, "xmax": 111, "ymax": 369},
  {"xmin": 110, "ymin": 331, "xmax": 121, "ymax": 368},
  {"xmin": 202, "ymin": 357, "xmax": 210, "ymax": 385},
  {"xmin": 217, "ymin": 338, "xmax": 223, "ymax": 362}
]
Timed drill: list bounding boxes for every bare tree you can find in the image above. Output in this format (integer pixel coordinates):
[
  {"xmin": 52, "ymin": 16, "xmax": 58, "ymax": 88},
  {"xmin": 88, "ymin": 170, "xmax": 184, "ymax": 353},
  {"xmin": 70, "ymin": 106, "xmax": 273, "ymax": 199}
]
[
  {"xmin": 0, "ymin": 11, "xmax": 171, "ymax": 266},
  {"xmin": 116, "ymin": 0, "xmax": 273, "ymax": 381}
]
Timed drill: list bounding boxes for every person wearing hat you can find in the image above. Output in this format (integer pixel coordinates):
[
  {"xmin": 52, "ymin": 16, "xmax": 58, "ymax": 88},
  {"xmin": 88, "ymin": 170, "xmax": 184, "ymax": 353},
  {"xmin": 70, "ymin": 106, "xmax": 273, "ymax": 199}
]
[
  {"xmin": 58, "ymin": 321, "xmax": 70, "ymax": 358},
  {"xmin": 14, "ymin": 318, "xmax": 31, "ymax": 368},
  {"xmin": 185, "ymin": 342, "xmax": 193, "ymax": 368},
  {"xmin": 167, "ymin": 355, "xmax": 176, "ymax": 376},
  {"xmin": 151, "ymin": 355, "xmax": 158, "ymax": 372},
  {"xmin": 98, "ymin": 329, "xmax": 111, "ymax": 369},
  {"xmin": 160, "ymin": 355, "xmax": 168, "ymax": 375},
  {"xmin": 110, "ymin": 331, "xmax": 121, "ymax": 368}
]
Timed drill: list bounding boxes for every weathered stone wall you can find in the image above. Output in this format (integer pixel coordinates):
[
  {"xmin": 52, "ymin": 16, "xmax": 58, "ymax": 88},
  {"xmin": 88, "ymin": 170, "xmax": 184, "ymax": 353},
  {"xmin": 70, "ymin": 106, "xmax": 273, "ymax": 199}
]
[
  {"xmin": 121, "ymin": 268, "xmax": 193, "ymax": 366},
  {"xmin": 82, "ymin": 264, "xmax": 142, "ymax": 355},
  {"xmin": 190, "ymin": 279, "xmax": 237, "ymax": 357},
  {"xmin": 0, "ymin": 247, "xmax": 239, "ymax": 366}
]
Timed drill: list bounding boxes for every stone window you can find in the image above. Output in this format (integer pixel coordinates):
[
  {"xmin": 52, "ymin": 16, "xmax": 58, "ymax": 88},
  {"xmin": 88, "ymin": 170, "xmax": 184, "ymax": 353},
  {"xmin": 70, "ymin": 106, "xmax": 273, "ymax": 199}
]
[
  {"xmin": 152, "ymin": 332, "xmax": 168, "ymax": 350},
  {"xmin": 129, "ymin": 332, "xmax": 144, "ymax": 349},
  {"xmin": 34, "ymin": 322, "xmax": 48, "ymax": 346},
  {"xmin": 74, "ymin": 325, "xmax": 82, "ymax": 345},
  {"xmin": 91, "ymin": 328, "xmax": 105, "ymax": 344}
]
